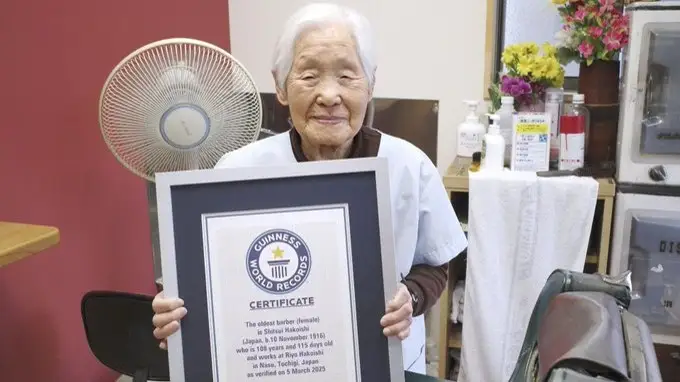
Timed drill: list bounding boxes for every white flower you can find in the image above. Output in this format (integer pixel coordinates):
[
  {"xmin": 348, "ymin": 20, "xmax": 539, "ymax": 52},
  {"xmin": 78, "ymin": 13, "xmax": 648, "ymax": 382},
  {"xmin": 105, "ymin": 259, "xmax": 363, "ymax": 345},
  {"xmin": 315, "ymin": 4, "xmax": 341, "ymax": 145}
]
[{"xmin": 555, "ymin": 29, "xmax": 577, "ymax": 49}]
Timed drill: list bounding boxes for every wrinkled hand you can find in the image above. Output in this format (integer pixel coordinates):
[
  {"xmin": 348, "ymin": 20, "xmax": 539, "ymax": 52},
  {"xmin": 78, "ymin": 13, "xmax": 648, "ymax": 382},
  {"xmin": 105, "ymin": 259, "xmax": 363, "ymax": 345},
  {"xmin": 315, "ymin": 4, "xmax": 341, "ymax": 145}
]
[
  {"xmin": 151, "ymin": 292, "xmax": 188, "ymax": 350},
  {"xmin": 380, "ymin": 283, "xmax": 413, "ymax": 340}
]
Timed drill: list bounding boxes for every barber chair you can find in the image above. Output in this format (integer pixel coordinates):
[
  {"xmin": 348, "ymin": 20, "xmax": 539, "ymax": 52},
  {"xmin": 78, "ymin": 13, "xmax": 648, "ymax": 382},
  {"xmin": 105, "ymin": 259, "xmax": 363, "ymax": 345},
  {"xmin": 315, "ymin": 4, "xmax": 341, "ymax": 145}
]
[
  {"xmin": 508, "ymin": 269, "xmax": 663, "ymax": 382},
  {"xmin": 81, "ymin": 291, "xmax": 169, "ymax": 382}
]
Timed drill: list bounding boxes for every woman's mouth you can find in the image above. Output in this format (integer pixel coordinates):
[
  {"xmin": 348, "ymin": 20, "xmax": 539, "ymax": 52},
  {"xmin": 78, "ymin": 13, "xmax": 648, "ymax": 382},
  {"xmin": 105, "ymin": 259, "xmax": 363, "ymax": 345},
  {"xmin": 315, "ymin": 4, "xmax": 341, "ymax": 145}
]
[{"xmin": 312, "ymin": 116, "xmax": 345, "ymax": 125}]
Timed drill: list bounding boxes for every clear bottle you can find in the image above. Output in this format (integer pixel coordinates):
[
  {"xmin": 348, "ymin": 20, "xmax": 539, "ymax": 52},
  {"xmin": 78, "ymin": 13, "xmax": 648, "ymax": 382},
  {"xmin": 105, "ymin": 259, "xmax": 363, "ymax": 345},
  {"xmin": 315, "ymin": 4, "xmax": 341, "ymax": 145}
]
[
  {"xmin": 469, "ymin": 151, "xmax": 481, "ymax": 173},
  {"xmin": 567, "ymin": 94, "xmax": 590, "ymax": 153},
  {"xmin": 558, "ymin": 93, "xmax": 590, "ymax": 170},
  {"xmin": 544, "ymin": 90, "xmax": 563, "ymax": 168},
  {"xmin": 497, "ymin": 96, "xmax": 515, "ymax": 165}
]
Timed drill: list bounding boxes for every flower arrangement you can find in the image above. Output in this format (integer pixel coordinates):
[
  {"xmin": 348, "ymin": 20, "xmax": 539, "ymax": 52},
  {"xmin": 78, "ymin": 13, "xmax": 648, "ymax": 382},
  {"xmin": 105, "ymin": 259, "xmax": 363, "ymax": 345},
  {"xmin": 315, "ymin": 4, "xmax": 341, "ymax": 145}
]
[
  {"xmin": 551, "ymin": 0, "xmax": 653, "ymax": 66},
  {"xmin": 488, "ymin": 42, "xmax": 565, "ymax": 112}
]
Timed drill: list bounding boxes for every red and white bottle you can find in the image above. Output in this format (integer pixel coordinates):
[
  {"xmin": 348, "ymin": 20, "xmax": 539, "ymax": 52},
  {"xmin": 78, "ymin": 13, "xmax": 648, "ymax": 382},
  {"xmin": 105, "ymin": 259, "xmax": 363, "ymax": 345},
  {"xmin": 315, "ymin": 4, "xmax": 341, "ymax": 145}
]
[{"xmin": 558, "ymin": 94, "xmax": 589, "ymax": 170}]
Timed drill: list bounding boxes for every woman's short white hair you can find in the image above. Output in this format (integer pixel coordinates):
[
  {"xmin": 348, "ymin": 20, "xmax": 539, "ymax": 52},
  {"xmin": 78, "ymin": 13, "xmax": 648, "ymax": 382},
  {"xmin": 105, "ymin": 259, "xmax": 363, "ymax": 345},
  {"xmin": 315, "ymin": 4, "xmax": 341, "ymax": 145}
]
[{"xmin": 271, "ymin": 2, "xmax": 376, "ymax": 92}]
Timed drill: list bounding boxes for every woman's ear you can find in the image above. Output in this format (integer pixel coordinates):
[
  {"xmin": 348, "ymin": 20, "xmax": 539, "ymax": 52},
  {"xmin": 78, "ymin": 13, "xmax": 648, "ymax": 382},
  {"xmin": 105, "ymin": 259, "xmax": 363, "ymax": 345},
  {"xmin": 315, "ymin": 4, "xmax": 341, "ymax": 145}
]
[
  {"xmin": 272, "ymin": 70, "xmax": 289, "ymax": 106},
  {"xmin": 276, "ymin": 87, "xmax": 289, "ymax": 106},
  {"xmin": 369, "ymin": 67, "xmax": 377, "ymax": 98}
]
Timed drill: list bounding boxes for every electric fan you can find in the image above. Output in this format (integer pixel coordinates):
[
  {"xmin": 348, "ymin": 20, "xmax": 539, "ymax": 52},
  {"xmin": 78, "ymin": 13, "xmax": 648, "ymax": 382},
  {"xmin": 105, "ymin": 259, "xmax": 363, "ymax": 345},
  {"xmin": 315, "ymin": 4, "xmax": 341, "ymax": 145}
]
[{"xmin": 99, "ymin": 38, "xmax": 264, "ymax": 278}]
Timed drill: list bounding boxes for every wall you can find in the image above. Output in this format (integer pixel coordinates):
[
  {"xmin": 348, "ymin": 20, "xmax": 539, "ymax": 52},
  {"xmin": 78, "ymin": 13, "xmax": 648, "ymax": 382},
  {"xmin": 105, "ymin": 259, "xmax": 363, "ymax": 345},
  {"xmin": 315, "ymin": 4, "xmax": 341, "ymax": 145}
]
[
  {"xmin": 0, "ymin": 1, "xmax": 230, "ymax": 381},
  {"xmin": 228, "ymin": 0, "xmax": 489, "ymax": 174}
]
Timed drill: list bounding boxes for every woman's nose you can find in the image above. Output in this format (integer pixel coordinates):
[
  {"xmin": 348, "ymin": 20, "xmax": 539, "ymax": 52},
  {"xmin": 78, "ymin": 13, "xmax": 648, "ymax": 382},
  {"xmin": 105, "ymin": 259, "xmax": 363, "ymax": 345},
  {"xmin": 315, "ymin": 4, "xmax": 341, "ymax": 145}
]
[{"xmin": 316, "ymin": 80, "xmax": 341, "ymax": 106}]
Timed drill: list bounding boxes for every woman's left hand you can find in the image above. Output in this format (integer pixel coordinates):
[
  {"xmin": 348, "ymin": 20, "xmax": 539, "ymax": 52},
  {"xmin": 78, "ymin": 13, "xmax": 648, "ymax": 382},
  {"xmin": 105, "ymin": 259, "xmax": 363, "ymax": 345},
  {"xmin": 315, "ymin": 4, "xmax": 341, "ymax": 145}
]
[{"xmin": 380, "ymin": 283, "xmax": 413, "ymax": 340}]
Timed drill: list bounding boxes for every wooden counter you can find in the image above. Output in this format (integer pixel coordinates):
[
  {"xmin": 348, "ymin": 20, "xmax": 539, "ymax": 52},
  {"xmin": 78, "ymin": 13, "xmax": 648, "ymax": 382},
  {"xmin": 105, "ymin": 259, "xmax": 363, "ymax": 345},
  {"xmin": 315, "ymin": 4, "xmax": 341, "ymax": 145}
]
[
  {"xmin": 0, "ymin": 222, "xmax": 60, "ymax": 268},
  {"xmin": 442, "ymin": 157, "xmax": 616, "ymax": 198}
]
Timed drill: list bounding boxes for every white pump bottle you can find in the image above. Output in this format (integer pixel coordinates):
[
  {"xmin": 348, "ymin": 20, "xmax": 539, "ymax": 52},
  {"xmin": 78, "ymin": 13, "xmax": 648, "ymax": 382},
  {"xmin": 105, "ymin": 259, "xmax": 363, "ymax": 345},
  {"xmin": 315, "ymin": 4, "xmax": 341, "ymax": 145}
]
[
  {"xmin": 481, "ymin": 113, "xmax": 505, "ymax": 172},
  {"xmin": 456, "ymin": 100, "xmax": 485, "ymax": 157}
]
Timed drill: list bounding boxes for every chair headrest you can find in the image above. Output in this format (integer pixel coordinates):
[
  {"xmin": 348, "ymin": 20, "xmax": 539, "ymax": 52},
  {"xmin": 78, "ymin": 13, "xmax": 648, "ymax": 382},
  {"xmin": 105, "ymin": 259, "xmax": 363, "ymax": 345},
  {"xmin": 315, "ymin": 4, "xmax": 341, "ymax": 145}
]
[{"xmin": 80, "ymin": 290, "xmax": 169, "ymax": 380}]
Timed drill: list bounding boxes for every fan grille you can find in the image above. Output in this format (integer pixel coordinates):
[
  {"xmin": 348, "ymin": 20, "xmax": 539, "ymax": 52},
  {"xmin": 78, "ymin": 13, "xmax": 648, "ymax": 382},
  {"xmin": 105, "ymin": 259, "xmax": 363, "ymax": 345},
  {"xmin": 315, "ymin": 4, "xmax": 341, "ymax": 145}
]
[{"xmin": 99, "ymin": 38, "xmax": 262, "ymax": 181}]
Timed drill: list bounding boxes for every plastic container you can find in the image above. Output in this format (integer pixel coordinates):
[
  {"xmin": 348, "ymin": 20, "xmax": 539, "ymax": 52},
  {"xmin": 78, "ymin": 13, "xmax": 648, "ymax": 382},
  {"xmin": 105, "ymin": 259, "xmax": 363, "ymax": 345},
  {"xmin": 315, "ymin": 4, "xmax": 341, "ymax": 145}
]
[
  {"xmin": 481, "ymin": 113, "xmax": 505, "ymax": 172},
  {"xmin": 545, "ymin": 90, "xmax": 563, "ymax": 168},
  {"xmin": 497, "ymin": 96, "xmax": 515, "ymax": 165},
  {"xmin": 456, "ymin": 100, "xmax": 485, "ymax": 158},
  {"xmin": 469, "ymin": 152, "xmax": 481, "ymax": 173},
  {"xmin": 558, "ymin": 94, "xmax": 589, "ymax": 170}
]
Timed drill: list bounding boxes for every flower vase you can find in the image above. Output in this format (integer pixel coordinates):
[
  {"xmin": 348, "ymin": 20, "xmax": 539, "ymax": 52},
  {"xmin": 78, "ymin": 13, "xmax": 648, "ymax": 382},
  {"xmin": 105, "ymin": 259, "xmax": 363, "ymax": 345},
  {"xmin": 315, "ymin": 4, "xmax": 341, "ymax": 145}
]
[
  {"xmin": 518, "ymin": 100, "xmax": 545, "ymax": 113},
  {"xmin": 578, "ymin": 60, "xmax": 620, "ymax": 105},
  {"xmin": 578, "ymin": 60, "xmax": 621, "ymax": 170}
]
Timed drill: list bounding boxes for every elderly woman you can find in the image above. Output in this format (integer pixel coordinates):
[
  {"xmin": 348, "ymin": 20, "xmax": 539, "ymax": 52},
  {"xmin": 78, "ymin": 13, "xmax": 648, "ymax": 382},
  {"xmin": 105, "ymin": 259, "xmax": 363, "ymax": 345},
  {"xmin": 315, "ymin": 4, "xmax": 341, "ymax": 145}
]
[{"xmin": 151, "ymin": 2, "xmax": 467, "ymax": 374}]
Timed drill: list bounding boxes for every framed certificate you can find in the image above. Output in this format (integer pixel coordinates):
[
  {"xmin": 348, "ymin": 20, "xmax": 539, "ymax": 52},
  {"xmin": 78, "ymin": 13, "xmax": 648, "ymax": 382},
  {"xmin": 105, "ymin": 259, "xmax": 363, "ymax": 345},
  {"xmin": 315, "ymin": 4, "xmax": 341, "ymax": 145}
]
[{"xmin": 156, "ymin": 157, "xmax": 404, "ymax": 382}]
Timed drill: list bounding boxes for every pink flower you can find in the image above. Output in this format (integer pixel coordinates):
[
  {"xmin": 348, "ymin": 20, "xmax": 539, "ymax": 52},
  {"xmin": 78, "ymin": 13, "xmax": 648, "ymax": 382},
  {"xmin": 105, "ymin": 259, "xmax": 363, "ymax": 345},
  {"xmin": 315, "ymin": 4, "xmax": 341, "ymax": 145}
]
[
  {"xmin": 598, "ymin": 0, "xmax": 615, "ymax": 13},
  {"xmin": 574, "ymin": 7, "xmax": 587, "ymax": 21},
  {"xmin": 588, "ymin": 26, "xmax": 603, "ymax": 38},
  {"xmin": 603, "ymin": 32, "xmax": 622, "ymax": 51},
  {"xmin": 613, "ymin": 14, "xmax": 629, "ymax": 32},
  {"xmin": 578, "ymin": 42, "xmax": 594, "ymax": 58}
]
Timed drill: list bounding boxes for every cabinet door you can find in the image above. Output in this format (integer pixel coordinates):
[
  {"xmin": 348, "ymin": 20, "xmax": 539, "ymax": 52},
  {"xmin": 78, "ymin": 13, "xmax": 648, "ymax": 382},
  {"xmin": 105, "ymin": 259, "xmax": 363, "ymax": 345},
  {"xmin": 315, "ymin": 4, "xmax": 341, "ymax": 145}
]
[
  {"xmin": 636, "ymin": 24, "xmax": 680, "ymax": 158},
  {"xmin": 610, "ymin": 192, "xmax": 680, "ymax": 345},
  {"xmin": 619, "ymin": 11, "xmax": 680, "ymax": 185}
]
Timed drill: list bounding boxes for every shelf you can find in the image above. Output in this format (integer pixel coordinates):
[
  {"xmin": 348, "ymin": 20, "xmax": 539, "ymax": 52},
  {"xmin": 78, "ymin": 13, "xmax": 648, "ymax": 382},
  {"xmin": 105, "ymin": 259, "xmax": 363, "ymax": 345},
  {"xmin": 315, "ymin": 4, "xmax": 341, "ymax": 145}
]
[{"xmin": 448, "ymin": 323, "xmax": 462, "ymax": 349}]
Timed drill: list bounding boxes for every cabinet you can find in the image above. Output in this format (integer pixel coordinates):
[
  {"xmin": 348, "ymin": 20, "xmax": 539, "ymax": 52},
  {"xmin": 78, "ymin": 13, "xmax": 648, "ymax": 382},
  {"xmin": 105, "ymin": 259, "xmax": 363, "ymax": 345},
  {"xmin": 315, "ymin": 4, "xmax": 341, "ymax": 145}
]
[{"xmin": 435, "ymin": 157, "xmax": 616, "ymax": 379}]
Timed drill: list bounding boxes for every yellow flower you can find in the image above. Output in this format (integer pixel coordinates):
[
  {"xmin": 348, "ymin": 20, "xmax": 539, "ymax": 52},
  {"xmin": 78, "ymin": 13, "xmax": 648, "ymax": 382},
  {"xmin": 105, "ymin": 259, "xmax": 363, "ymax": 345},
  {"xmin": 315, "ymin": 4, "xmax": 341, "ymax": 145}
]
[
  {"xmin": 552, "ymin": 0, "xmax": 567, "ymax": 5},
  {"xmin": 501, "ymin": 41, "xmax": 565, "ymax": 87},
  {"xmin": 516, "ymin": 56, "xmax": 533, "ymax": 76},
  {"xmin": 530, "ymin": 58, "xmax": 547, "ymax": 79},
  {"xmin": 501, "ymin": 45, "xmax": 521, "ymax": 67},
  {"xmin": 522, "ymin": 42, "xmax": 539, "ymax": 55},
  {"xmin": 545, "ymin": 63, "xmax": 560, "ymax": 81},
  {"xmin": 542, "ymin": 42, "xmax": 557, "ymax": 57},
  {"xmin": 501, "ymin": 50, "xmax": 515, "ymax": 67}
]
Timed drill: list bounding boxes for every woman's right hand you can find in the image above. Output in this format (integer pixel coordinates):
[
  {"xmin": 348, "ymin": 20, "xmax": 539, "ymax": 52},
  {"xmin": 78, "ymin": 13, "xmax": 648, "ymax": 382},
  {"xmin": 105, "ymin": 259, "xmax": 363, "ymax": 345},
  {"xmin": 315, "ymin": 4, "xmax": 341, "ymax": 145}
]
[{"xmin": 152, "ymin": 291, "xmax": 188, "ymax": 350}]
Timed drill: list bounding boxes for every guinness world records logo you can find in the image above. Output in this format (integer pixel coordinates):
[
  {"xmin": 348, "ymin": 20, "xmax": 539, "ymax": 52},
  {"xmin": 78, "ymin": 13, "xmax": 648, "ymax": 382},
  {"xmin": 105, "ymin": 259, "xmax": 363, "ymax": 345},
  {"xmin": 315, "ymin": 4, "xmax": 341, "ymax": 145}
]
[{"xmin": 246, "ymin": 229, "xmax": 311, "ymax": 295}]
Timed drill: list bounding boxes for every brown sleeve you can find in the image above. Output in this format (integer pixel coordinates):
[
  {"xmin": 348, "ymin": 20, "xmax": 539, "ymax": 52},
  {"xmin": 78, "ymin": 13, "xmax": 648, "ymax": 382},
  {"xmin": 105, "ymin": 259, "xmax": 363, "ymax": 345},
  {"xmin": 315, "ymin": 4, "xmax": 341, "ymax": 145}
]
[{"xmin": 402, "ymin": 263, "xmax": 449, "ymax": 317}]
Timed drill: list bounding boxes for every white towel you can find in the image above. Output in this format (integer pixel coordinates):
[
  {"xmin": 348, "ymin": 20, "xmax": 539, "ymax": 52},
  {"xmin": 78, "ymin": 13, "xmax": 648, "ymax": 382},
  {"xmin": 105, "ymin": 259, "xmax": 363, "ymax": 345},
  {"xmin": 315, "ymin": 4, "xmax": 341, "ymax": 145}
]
[
  {"xmin": 450, "ymin": 280, "xmax": 466, "ymax": 324},
  {"xmin": 458, "ymin": 171, "xmax": 598, "ymax": 382}
]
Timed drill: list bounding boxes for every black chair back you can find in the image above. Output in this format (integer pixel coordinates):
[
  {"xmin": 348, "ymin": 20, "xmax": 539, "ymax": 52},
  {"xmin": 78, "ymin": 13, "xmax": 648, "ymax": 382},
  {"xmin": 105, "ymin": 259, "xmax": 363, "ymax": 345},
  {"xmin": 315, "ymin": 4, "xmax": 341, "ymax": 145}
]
[{"xmin": 81, "ymin": 290, "xmax": 169, "ymax": 382}]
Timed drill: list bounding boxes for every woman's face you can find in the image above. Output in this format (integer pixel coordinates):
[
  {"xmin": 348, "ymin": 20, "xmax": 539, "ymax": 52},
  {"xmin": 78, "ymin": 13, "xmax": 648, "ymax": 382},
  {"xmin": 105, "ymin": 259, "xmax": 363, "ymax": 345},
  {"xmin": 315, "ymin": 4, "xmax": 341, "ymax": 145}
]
[{"xmin": 276, "ymin": 24, "xmax": 372, "ymax": 151}]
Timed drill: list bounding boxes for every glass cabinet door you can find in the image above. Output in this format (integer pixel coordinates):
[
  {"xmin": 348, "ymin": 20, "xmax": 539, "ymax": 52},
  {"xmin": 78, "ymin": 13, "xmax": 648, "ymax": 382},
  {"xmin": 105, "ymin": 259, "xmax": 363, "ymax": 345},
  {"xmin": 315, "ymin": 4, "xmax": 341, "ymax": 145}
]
[
  {"xmin": 638, "ymin": 24, "xmax": 680, "ymax": 158},
  {"xmin": 627, "ymin": 212, "xmax": 680, "ymax": 337}
]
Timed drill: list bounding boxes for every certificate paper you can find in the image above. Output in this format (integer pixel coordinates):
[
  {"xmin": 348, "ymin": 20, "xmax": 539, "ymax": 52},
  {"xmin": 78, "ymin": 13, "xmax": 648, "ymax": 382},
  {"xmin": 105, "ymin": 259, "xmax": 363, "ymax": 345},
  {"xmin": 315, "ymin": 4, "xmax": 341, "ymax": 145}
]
[{"xmin": 203, "ymin": 206, "xmax": 360, "ymax": 381}]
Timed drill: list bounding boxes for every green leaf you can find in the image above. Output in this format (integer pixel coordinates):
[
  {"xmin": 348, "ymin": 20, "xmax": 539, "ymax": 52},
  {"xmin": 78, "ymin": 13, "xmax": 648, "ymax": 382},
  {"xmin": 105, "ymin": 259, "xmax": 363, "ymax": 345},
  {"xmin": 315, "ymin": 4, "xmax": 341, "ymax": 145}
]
[
  {"xmin": 487, "ymin": 83, "xmax": 502, "ymax": 114},
  {"xmin": 586, "ymin": 57, "xmax": 594, "ymax": 66}
]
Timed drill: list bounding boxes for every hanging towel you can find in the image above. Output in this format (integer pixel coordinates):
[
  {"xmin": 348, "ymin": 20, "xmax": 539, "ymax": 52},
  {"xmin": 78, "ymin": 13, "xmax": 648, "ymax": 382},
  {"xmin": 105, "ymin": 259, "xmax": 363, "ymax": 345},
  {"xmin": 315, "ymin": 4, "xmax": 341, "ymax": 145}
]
[
  {"xmin": 450, "ymin": 280, "xmax": 466, "ymax": 324},
  {"xmin": 458, "ymin": 171, "xmax": 599, "ymax": 382}
]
